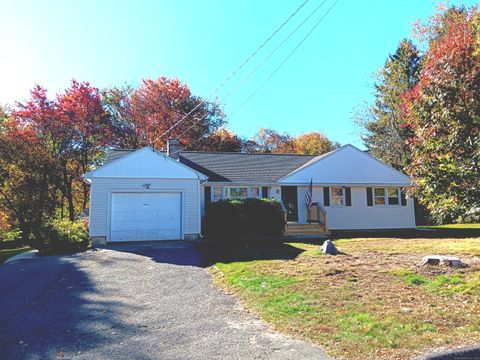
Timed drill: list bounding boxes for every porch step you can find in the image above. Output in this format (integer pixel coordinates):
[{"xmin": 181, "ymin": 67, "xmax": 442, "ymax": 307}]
[{"xmin": 284, "ymin": 223, "xmax": 329, "ymax": 235}]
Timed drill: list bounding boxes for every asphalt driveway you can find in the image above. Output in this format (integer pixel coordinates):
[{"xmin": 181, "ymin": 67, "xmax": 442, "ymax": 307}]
[{"xmin": 0, "ymin": 242, "xmax": 329, "ymax": 360}]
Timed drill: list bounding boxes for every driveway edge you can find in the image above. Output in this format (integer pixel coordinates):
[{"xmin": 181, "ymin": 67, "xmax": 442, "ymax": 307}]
[{"xmin": 417, "ymin": 344, "xmax": 480, "ymax": 360}]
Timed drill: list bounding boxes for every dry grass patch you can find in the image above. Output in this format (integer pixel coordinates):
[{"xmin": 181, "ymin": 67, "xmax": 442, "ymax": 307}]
[{"xmin": 211, "ymin": 236, "xmax": 480, "ymax": 360}]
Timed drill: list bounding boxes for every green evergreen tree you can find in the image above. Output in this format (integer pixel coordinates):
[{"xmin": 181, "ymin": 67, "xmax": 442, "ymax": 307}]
[{"xmin": 356, "ymin": 39, "xmax": 421, "ymax": 171}]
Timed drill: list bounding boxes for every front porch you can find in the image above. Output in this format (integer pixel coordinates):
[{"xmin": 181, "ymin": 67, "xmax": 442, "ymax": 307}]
[{"xmin": 284, "ymin": 202, "xmax": 330, "ymax": 236}]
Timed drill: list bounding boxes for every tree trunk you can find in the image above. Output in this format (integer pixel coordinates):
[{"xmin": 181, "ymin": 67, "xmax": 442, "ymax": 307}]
[{"xmin": 62, "ymin": 166, "xmax": 75, "ymax": 221}]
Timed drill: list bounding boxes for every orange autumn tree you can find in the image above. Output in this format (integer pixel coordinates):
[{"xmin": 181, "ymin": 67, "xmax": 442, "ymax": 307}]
[
  {"xmin": 402, "ymin": 6, "xmax": 480, "ymax": 222},
  {"xmin": 293, "ymin": 132, "xmax": 338, "ymax": 155},
  {"xmin": 103, "ymin": 77, "xmax": 226, "ymax": 151},
  {"xmin": 250, "ymin": 128, "xmax": 337, "ymax": 155},
  {"xmin": 12, "ymin": 81, "xmax": 112, "ymax": 221}
]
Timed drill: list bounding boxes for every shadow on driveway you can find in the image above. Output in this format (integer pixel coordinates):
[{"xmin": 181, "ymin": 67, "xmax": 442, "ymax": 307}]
[
  {"xmin": 0, "ymin": 242, "xmax": 330, "ymax": 360},
  {"xmin": 0, "ymin": 253, "xmax": 148, "ymax": 360},
  {"xmin": 106, "ymin": 240, "xmax": 307, "ymax": 267}
]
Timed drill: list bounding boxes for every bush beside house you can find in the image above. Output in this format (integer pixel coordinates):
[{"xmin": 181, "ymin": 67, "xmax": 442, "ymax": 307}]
[
  {"xmin": 31, "ymin": 219, "xmax": 90, "ymax": 255},
  {"xmin": 202, "ymin": 198, "xmax": 285, "ymax": 243}
]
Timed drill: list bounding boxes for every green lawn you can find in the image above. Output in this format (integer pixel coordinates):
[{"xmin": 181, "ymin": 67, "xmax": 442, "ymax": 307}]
[
  {"xmin": 0, "ymin": 247, "xmax": 31, "ymax": 264},
  {"xmin": 209, "ymin": 227, "xmax": 480, "ymax": 360}
]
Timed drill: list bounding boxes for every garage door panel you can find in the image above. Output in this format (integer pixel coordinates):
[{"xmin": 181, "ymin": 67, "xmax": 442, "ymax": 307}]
[{"xmin": 110, "ymin": 192, "xmax": 182, "ymax": 241}]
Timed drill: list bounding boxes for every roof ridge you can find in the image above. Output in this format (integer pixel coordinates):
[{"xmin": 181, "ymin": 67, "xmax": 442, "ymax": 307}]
[{"xmin": 180, "ymin": 150, "xmax": 316, "ymax": 156}]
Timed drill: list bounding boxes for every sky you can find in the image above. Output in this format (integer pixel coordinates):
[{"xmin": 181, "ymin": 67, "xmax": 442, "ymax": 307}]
[{"xmin": 1, "ymin": 0, "xmax": 477, "ymax": 148}]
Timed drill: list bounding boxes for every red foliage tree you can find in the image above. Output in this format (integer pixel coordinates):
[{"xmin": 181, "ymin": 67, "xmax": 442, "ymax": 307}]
[
  {"xmin": 104, "ymin": 77, "xmax": 226, "ymax": 151},
  {"xmin": 402, "ymin": 6, "xmax": 480, "ymax": 222},
  {"xmin": 13, "ymin": 81, "xmax": 112, "ymax": 220}
]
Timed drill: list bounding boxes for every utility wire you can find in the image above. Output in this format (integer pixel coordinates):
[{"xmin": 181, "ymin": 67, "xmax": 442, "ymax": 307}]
[
  {"xmin": 176, "ymin": 0, "xmax": 339, "ymax": 141},
  {"xmin": 221, "ymin": 0, "xmax": 329, "ymax": 102},
  {"xmin": 148, "ymin": 0, "xmax": 311, "ymax": 146},
  {"xmin": 230, "ymin": 0, "xmax": 339, "ymax": 118}
]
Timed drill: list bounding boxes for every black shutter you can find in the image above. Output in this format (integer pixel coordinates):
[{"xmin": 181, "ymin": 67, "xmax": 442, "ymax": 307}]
[
  {"xmin": 323, "ymin": 187, "xmax": 330, "ymax": 206},
  {"xmin": 366, "ymin": 187, "xmax": 373, "ymax": 206},
  {"xmin": 262, "ymin": 186, "xmax": 269, "ymax": 198},
  {"xmin": 204, "ymin": 186, "xmax": 211, "ymax": 210},
  {"xmin": 345, "ymin": 187, "xmax": 352, "ymax": 206},
  {"xmin": 401, "ymin": 188, "xmax": 407, "ymax": 206}
]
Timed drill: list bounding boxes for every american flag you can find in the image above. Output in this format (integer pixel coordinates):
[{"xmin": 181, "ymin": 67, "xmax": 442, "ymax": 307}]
[{"xmin": 304, "ymin": 178, "xmax": 313, "ymax": 209}]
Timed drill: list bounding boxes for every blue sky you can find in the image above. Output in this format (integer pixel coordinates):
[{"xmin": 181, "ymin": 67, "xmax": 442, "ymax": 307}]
[{"xmin": 1, "ymin": 0, "xmax": 477, "ymax": 147}]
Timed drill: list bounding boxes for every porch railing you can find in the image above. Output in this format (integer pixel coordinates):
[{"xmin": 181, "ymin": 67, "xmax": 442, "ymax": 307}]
[{"xmin": 307, "ymin": 202, "xmax": 328, "ymax": 230}]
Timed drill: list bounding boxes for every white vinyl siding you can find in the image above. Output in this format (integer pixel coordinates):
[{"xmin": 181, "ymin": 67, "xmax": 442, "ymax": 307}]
[
  {"xmin": 86, "ymin": 147, "xmax": 206, "ymax": 180},
  {"xmin": 280, "ymin": 145, "xmax": 411, "ymax": 185},
  {"xmin": 296, "ymin": 186, "xmax": 415, "ymax": 229},
  {"xmin": 89, "ymin": 178, "xmax": 201, "ymax": 240}
]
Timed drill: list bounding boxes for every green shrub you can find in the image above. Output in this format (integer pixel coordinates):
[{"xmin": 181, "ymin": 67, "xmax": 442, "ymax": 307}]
[
  {"xmin": 0, "ymin": 229, "xmax": 24, "ymax": 249},
  {"xmin": 202, "ymin": 200, "xmax": 243, "ymax": 243},
  {"xmin": 202, "ymin": 198, "xmax": 285, "ymax": 243},
  {"xmin": 241, "ymin": 198, "xmax": 285, "ymax": 238},
  {"xmin": 1, "ymin": 229, "xmax": 23, "ymax": 242},
  {"xmin": 31, "ymin": 219, "xmax": 90, "ymax": 254}
]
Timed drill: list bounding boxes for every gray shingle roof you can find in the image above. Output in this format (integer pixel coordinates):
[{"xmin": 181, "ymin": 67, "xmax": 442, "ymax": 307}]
[
  {"xmin": 104, "ymin": 149, "xmax": 135, "ymax": 164},
  {"xmin": 180, "ymin": 151, "xmax": 316, "ymax": 182},
  {"xmin": 102, "ymin": 148, "xmax": 318, "ymax": 182}
]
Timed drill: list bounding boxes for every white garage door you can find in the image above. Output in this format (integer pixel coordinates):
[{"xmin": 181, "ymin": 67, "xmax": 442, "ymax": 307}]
[{"xmin": 110, "ymin": 192, "xmax": 182, "ymax": 241}]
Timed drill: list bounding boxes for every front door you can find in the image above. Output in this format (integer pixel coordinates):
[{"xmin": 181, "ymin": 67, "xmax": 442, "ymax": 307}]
[{"xmin": 281, "ymin": 186, "xmax": 298, "ymax": 222}]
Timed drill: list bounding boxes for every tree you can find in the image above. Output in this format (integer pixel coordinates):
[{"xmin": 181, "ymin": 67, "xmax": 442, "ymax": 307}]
[
  {"xmin": 57, "ymin": 81, "xmax": 112, "ymax": 213},
  {"xmin": 13, "ymin": 81, "xmax": 112, "ymax": 220},
  {"xmin": 104, "ymin": 77, "xmax": 226, "ymax": 151},
  {"xmin": 197, "ymin": 128, "xmax": 242, "ymax": 152},
  {"xmin": 250, "ymin": 128, "xmax": 296, "ymax": 153},
  {"xmin": 293, "ymin": 132, "xmax": 338, "ymax": 155},
  {"xmin": 0, "ymin": 120, "xmax": 58, "ymax": 243},
  {"xmin": 355, "ymin": 39, "xmax": 421, "ymax": 171},
  {"xmin": 102, "ymin": 85, "xmax": 137, "ymax": 148},
  {"xmin": 247, "ymin": 128, "xmax": 338, "ymax": 154},
  {"xmin": 402, "ymin": 6, "xmax": 480, "ymax": 222}
]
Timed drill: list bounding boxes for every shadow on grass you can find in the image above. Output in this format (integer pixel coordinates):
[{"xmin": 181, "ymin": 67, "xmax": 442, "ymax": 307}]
[{"xmin": 198, "ymin": 241, "xmax": 307, "ymax": 265}]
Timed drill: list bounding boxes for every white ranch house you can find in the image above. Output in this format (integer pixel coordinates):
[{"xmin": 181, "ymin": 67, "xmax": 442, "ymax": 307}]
[{"xmin": 83, "ymin": 141, "xmax": 415, "ymax": 245}]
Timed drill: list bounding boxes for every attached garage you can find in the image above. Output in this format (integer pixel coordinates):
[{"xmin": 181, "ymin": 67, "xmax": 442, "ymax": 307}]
[
  {"xmin": 83, "ymin": 147, "xmax": 207, "ymax": 245},
  {"xmin": 110, "ymin": 192, "xmax": 182, "ymax": 242}
]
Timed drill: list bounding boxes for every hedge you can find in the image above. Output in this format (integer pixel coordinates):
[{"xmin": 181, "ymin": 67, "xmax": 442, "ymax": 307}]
[
  {"xmin": 30, "ymin": 219, "xmax": 90, "ymax": 254},
  {"xmin": 202, "ymin": 198, "xmax": 285, "ymax": 243}
]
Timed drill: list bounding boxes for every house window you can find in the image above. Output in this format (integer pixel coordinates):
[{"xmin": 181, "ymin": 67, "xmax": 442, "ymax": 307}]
[
  {"xmin": 212, "ymin": 187, "xmax": 223, "ymax": 202},
  {"xmin": 250, "ymin": 187, "xmax": 261, "ymax": 198},
  {"xmin": 331, "ymin": 187, "xmax": 345, "ymax": 206},
  {"xmin": 225, "ymin": 187, "xmax": 248, "ymax": 199},
  {"xmin": 374, "ymin": 188, "xmax": 386, "ymax": 205},
  {"xmin": 387, "ymin": 187, "xmax": 400, "ymax": 205},
  {"xmin": 373, "ymin": 187, "xmax": 401, "ymax": 206}
]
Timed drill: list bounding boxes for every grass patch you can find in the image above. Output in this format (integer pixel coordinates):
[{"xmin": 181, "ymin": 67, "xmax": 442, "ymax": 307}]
[
  {"xmin": 210, "ymin": 232, "xmax": 480, "ymax": 359},
  {"xmin": 0, "ymin": 247, "xmax": 31, "ymax": 264}
]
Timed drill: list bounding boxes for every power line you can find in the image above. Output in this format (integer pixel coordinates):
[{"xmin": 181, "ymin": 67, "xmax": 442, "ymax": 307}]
[
  {"xmin": 230, "ymin": 0, "xmax": 339, "ymax": 117},
  {"xmin": 174, "ymin": 0, "xmax": 333, "ymax": 141},
  {"xmin": 148, "ymin": 0, "xmax": 311, "ymax": 146},
  {"xmin": 221, "ymin": 0, "xmax": 329, "ymax": 102}
]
